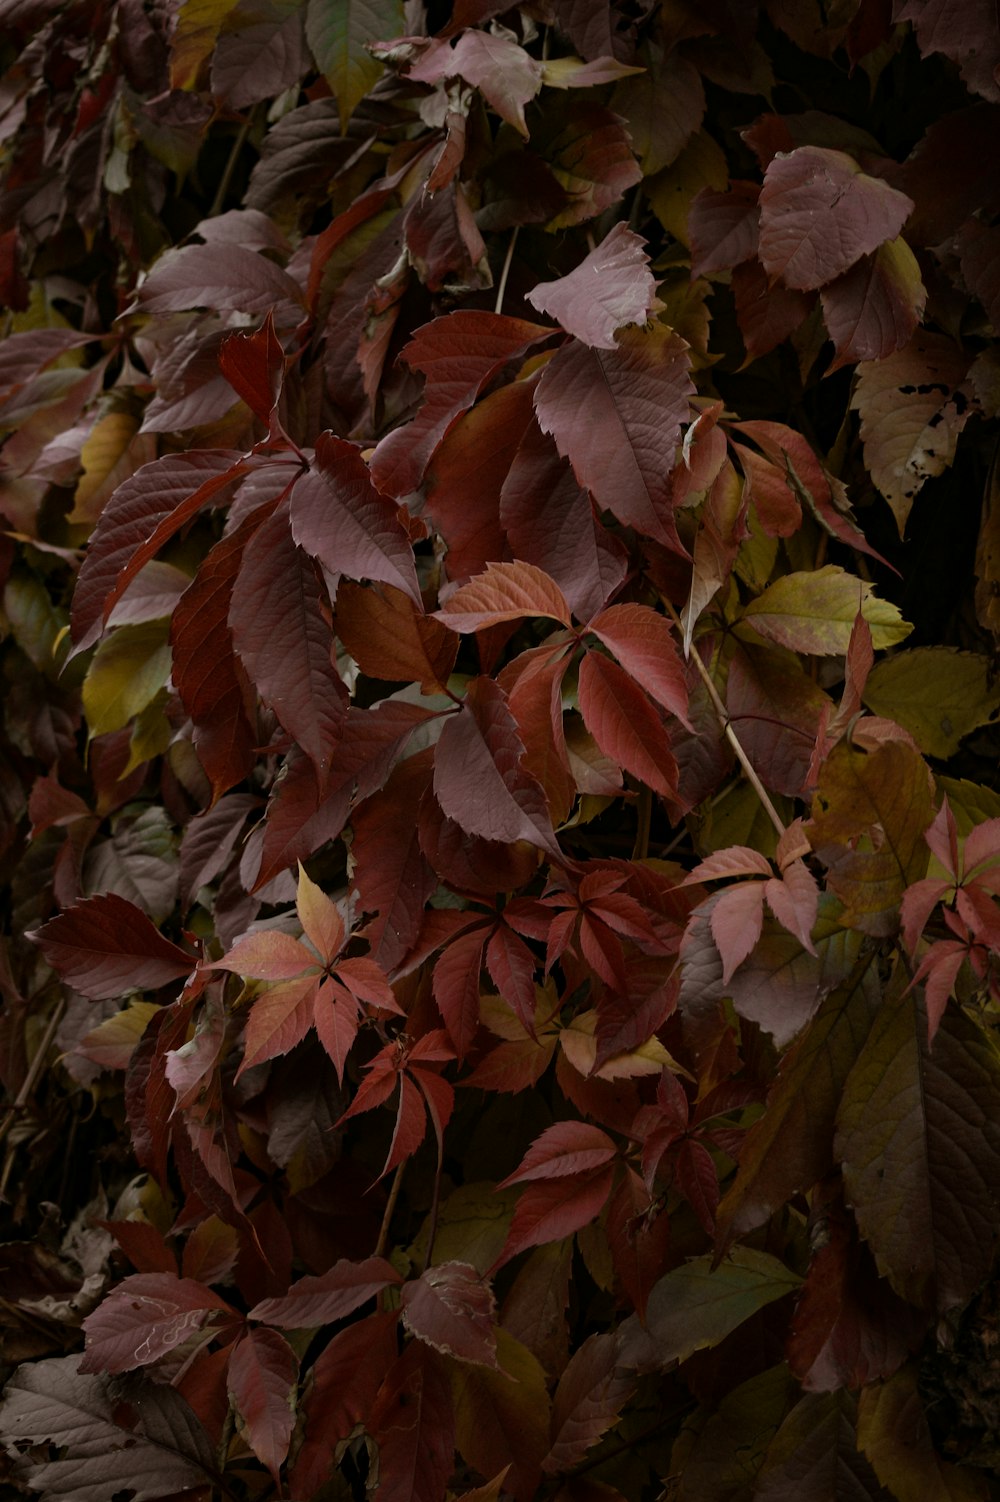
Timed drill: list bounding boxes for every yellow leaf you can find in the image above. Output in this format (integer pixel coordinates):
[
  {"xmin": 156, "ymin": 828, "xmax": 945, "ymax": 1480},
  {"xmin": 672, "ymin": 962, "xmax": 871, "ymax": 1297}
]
[
  {"xmin": 646, "ymin": 130, "xmax": 728, "ymax": 246},
  {"xmin": 71, "ymin": 413, "xmax": 156, "ymax": 529},
  {"xmin": 737, "ymin": 565, "xmax": 912, "ymax": 655},
  {"xmin": 83, "ymin": 621, "xmax": 172, "ymax": 737},
  {"xmin": 79, "ymin": 1002, "xmax": 161, "ymax": 1071},
  {"xmin": 170, "ymin": 0, "xmax": 241, "ymax": 88},
  {"xmin": 863, "ymin": 647, "xmax": 1000, "ymax": 759}
]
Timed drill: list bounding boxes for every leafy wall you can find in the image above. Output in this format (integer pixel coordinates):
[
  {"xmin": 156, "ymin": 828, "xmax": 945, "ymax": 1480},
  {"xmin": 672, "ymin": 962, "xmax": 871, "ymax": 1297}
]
[{"xmin": 2, "ymin": 0, "xmax": 1000, "ymax": 1498}]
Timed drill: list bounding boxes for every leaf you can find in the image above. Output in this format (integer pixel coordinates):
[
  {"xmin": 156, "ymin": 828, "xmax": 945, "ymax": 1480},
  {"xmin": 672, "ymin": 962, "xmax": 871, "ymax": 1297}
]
[
  {"xmin": 526, "ymin": 225, "xmax": 657, "ymax": 350},
  {"xmin": 241, "ymin": 975, "xmax": 319, "ymax": 1073},
  {"xmin": 226, "ymin": 1326, "xmax": 298, "ymax": 1482},
  {"xmin": 249, "ymin": 1255, "xmax": 402, "ymax": 1327},
  {"xmin": 895, "ymin": 0, "xmax": 1000, "ymax": 104},
  {"xmin": 543, "ymin": 1331, "xmax": 635, "ymax": 1476},
  {"xmin": 290, "ymin": 1311, "xmax": 400, "ymax": 1498},
  {"xmin": 369, "ymin": 1341, "xmax": 455, "ymax": 1502},
  {"xmin": 79, "ymin": 1272, "xmax": 237, "ymax": 1373},
  {"xmin": 370, "ymin": 311, "xmax": 552, "ymax": 500},
  {"xmin": 819, "ymin": 237, "xmax": 926, "ymax": 373},
  {"xmin": 754, "ymin": 1390, "xmax": 888, "ymax": 1502},
  {"xmin": 434, "ymin": 675, "xmax": 561, "ymax": 858},
  {"xmin": 619, "ymin": 1247, "xmax": 801, "ymax": 1371},
  {"xmin": 498, "ymin": 1122, "xmax": 618, "ymax": 1187},
  {"xmin": 130, "ymin": 243, "xmax": 305, "ymax": 320},
  {"xmin": 851, "ymin": 330, "xmax": 973, "ymax": 534},
  {"xmin": 758, "ymin": 147, "xmax": 913, "ymax": 291},
  {"xmin": 586, "ymin": 603, "xmax": 690, "ymax": 725},
  {"xmin": 290, "ymin": 434, "xmax": 421, "ymax": 605},
  {"xmin": 31, "ymin": 893, "xmax": 193, "ymax": 999},
  {"xmin": 337, "ymin": 581, "xmax": 457, "ymax": 692},
  {"xmin": 738, "ymin": 565, "xmax": 911, "ymax": 655},
  {"xmin": 732, "ymin": 258, "xmax": 817, "ymax": 362},
  {"xmin": 82, "ymin": 621, "xmax": 172, "ymax": 738},
  {"xmin": 450, "ymin": 1328, "xmax": 551, "ymax": 1502},
  {"xmin": 714, "ymin": 955, "xmax": 882, "ymax": 1246},
  {"xmin": 534, "ymin": 323, "xmax": 694, "ymax": 551},
  {"xmin": 611, "ymin": 51, "xmax": 705, "ymax": 176},
  {"xmin": 709, "ymin": 881, "xmax": 765, "ymax": 983},
  {"xmin": 408, "ymin": 30, "xmax": 544, "ymax": 137},
  {"xmin": 862, "ymin": 647, "xmax": 1000, "ymax": 759},
  {"xmin": 809, "ymin": 739, "xmax": 934, "ymax": 936},
  {"xmin": 537, "ymin": 100, "xmax": 642, "ymax": 231},
  {"xmin": 436, "ymin": 560, "xmax": 572, "ymax": 631},
  {"xmin": 835, "ymin": 994, "xmax": 1000, "ymax": 1315},
  {"xmin": 577, "ymin": 650, "xmax": 678, "ymax": 799},
  {"xmin": 0, "ymin": 1356, "xmax": 215, "ymax": 1502},
  {"xmin": 306, "ymin": 0, "xmax": 405, "ymax": 132},
  {"xmin": 218, "ymin": 314, "xmax": 284, "ymax": 426},
  {"xmin": 493, "ymin": 1167, "xmax": 615, "ymax": 1270},
  {"xmin": 401, "ymin": 1261, "xmax": 498, "ymax": 1367},
  {"xmin": 689, "ymin": 181, "xmax": 761, "ymax": 277},
  {"xmin": 857, "ymin": 1364, "xmax": 990, "ymax": 1502},
  {"xmin": 71, "ymin": 450, "xmax": 246, "ymax": 655}
]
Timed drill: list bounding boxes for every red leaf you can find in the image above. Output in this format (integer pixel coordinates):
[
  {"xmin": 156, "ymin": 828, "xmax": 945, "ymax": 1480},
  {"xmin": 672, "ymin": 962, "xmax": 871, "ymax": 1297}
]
[
  {"xmin": 671, "ymin": 1138, "xmax": 719, "ymax": 1235},
  {"xmin": 689, "ymin": 182, "xmax": 761, "ymax": 277},
  {"xmin": 493, "ymin": 1168, "xmax": 616, "ymax": 1270},
  {"xmin": 226, "ymin": 1326, "xmax": 298, "ymax": 1481},
  {"xmin": 248, "ymin": 1256, "xmax": 402, "ymax": 1328},
  {"xmin": 80, "ymin": 1272, "xmax": 238, "ymax": 1373},
  {"xmin": 486, "ymin": 922, "xmax": 539, "ymax": 1037},
  {"xmin": 240, "ymin": 975, "xmax": 318, "ymax": 1075},
  {"xmin": 433, "ymin": 925, "xmax": 489, "ymax": 1059},
  {"xmin": 708, "ymin": 882, "xmax": 766, "ymax": 984},
  {"xmin": 758, "ymin": 146, "xmax": 914, "ymax": 291},
  {"xmin": 102, "ymin": 1220, "xmax": 177, "ymax": 1276},
  {"xmin": 505, "ymin": 649, "xmax": 575, "ymax": 825},
  {"xmin": 401, "ymin": 1261, "xmax": 499, "ymax": 1367},
  {"xmin": 171, "ymin": 517, "xmax": 264, "ymax": 801},
  {"xmin": 213, "ymin": 930, "xmax": 314, "ymax": 980},
  {"xmin": 290, "ymin": 1311, "xmax": 401, "ymax": 1498},
  {"xmin": 336, "ymin": 581, "xmax": 457, "ymax": 693},
  {"xmin": 71, "ymin": 451, "xmax": 247, "ymax": 654},
  {"xmin": 685, "ymin": 847, "xmax": 773, "ymax": 882},
  {"xmin": 311, "ymin": 977, "xmax": 361, "ymax": 1082},
  {"xmin": 370, "ymin": 1341, "xmax": 455, "ymax": 1502},
  {"xmin": 586, "ymin": 603, "xmax": 691, "ymax": 726},
  {"xmin": 526, "ymin": 224, "xmax": 657, "ymax": 348},
  {"xmin": 895, "ymin": 0, "xmax": 1000, "ymax": 104},
  {"xmin": 605, "ymin": 1169, "xmax": 671, "ymax": 1321},
  {"xmin": 218, "ymin": 313, "xmax": 285, "ymax": 427},
  {"xmin": 731, "ymin": 258, "xmax": 816, "ymax": 362},
  {"xmin": 534, "ymin": 324, "xmax": 694, "ymax": 551},
  {"xmin": 290, "ymin": 435, "xmax": 421, "ymax": 604},
  {"xmin": 353, "ymin": 753, "xmax": 438, "ymax": 972},
  {"xmin": 436, "ymin": 560, "xmax": 572, "ymax": 632},
  {"xmin": 543, "ymin": 1331, "xmax": 635, "ymax": 1475},
  {"xmin": 31, "ymin": 893, "xmax": 193, "ymax": 999},
  {"xmin": 434, "ymin": 676, "xmax": 561, "ymax": 858},
  {"xmin": 577, "ymin": 650, "xmax": 678, "ymax": 799},
  {"xmin": 370, "ymin": 311, "xmax": 552, "ymax": 499},
  {"xmin": 498, "ymin": 1122, "xmax": 618, "ymax": 1187}
]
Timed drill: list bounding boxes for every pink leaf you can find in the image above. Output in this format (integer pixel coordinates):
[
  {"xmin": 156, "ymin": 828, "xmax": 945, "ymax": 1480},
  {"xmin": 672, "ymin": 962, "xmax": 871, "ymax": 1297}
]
[
  {"xmin": 708, "ymin": 883, "xmax": 766, "ymax": 984},
  {"xmin": 226, "ymin": 1326, "xmax": 298, "ymax": 1482},
  {"xmin": 248, "ymin": 1256, "xmax": 402, "ymax": 1328},
  {"xmin": 211, "ymin": 930, "xmax": 314, "ymax": 980},
  {"xmin": 129, "ymin": 242, "xmax": 305, "ymax": 320},
  {"xmin": 409, "ymin": 30, "xmax": 543, "ymax": 136},
  {"xmin": 239, "ymin": 975, "xmax": 319, "ymax": 1074},
  {"xmin": 689, "ymin": 182, "xmax": 761, "ymax": 277},
  {"xmin": 436, "ymin": 560, "xmax": 572, "ymax": 631},
  {"xmin": 758, "ymin": 146, "xmax": 914, "ymax": 291},
  {"xmin": 31, "ymin": 893, "xmax": 193, "ymax": 999},
  {"xmin": 401, "ymin": 1261, "xmax": 499, "ymax": 1367},
  {"xmin": 685, "ymin": 847, "xmax": 773, "ymax": 883},
  {"xmin": 526, "ymin": 224, "xmax": 657, "ymax": 349},
  {"xmin": 764, "ymin": 861, "xmax": 819, "ymax": 954},
  {"xmin": 498, "ymin": 1122, "xmax": 617, "ymax": 1187},
  {"xmin": 80, "ymin": 1273, "xmax": 238, "ymax": 1374}
]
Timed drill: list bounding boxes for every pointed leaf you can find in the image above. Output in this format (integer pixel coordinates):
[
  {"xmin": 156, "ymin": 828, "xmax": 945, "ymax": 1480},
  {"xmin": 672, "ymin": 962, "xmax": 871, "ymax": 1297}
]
[
  {"xmin": 248, "ymin": 1255, "xmax": 402, "ymax": 1328},
  {"xmin": 226, "ymin": 1327, "xmax": 298, "ymax": 1482},
  {"xmin": 577, "ymin": 649, "xmax": 678, "ymax": 799},
  {"xmin": 498, "ymin": 1122, "xmax": 618, "ymax": 1187},
  {"xmin": 526, "ymin": 224, "xmax": 656, "ymax": 349},
  {"xmin": 401, "ymin": 1261, "xmax": 498, "ymax": 1367},
  {"xmin": 436, "ymin": 560, "xmax": 572, "ymax": 631},
  {"xmin": 306, "ymin": 0, "xmax": 405, "ymax": 132},
  {"xmin": 739, "ymin": 565, "xmax": 911, "ymax": 655},
  {"xmin": 218, "ymin": 313, "xmax": 284, "ymax": 425},
  {"xmin": 450, "ymin": 1329, "xmax": 550, "ymax": 1502},
  {"xmin": 369, "ymin": 1341, "xmax": 455, "ymax": 1502},
  {"xmin": 337, "ymin": 580, "xmax": 457, "ymax": 692},
  {"xmin": 80, "ymin": 1273, "xmax": 237, "ymax": 1373},
  {"xmin": 31, "ymin": 893, "xmax": 193, "ymax": 999},
  {"xmin": 587, "ymin": 603, "xmax": 691, "ymax": 725},
  {"xmin": 408, "ymin": 30, "xmax": 543, "ymax": 136}
]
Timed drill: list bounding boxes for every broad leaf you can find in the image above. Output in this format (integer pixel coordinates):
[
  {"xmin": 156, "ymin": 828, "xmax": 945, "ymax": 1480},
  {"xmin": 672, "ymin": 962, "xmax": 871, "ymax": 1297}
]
[
  {"xmin": 31, "ymin": 893, "xmax": 193, "ymax": 999},
  {"xmin": 450, "ymin": 1329, "xmax": 551, "ymax": 1502},
  {"xmin": 80, "ymin": 1272, "xmax": 237, "ymax": 1373},
  {"xmin": 369, "ymin": 1341, "xmax": 455, "ymax": 1502},
  {"xmin": 306, "ymin": 0, "xmax": 405, "ymax": 131},
  {"xmin": 436, "ymin": 560, "xmax": 572, "ymax": 631},
  {"xmin": 226, "ymin": 1326, "xmax": 298, "ymax": 1482},
  {"xmin": 577, "ymin": 650, "xmax": 678, "ymax": 799},
  {"xmin": 738, "ymin": 566, "xmax": 911, "ymax": 655},
  {"xmin": 401, "ymin": 1261, "xmax": 498, "ymax": 1367},
  {"xmin": 526, "ymin": 224, "xmax": 657, "ymax": 349}
]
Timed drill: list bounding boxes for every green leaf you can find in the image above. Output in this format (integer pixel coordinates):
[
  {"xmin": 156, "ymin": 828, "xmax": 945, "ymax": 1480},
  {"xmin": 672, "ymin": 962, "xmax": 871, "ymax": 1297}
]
[
  {"xmin": 82, "ymin": 622, "xmax": 172, "ymax": 738},
  {"xmin": 621, "ymin": 1247, "xmax": 801, "ymax": 1369},
  {"xmin": 809, "ymin": 739, "xmax": 934, "ymax": 936},
  {"xmin": 714, "ymin": 954, "xmax": 881, "ymax": 1247},
  {"xmin": 756, "ymin": 1391, "xmax": 889, "ymax": 1502},
  {"xmin": 857, "ymin": 1365, "xmax": 989, "ymax": 1502},
  {"xmin": 836, "ymin": 994, "xmax": 1000, "ymax": 1315},
  {"xmin": 450, "ymin": 1329, "xmax": 551, "ymax": 1502},
  {"xmin": 673, "ymin": 1366, "xmax": 796, "ymax": 1500},
  {"xmin": 863, "ymin": 648, "xmax": 1000, "ymax": 759},
  {"xmin": 306, "ymin": 0, "xmax": 405, "ymax": 133},
  {"xmin": 737, "ymin": 565, "xmax": 911, "ymax": 655}
]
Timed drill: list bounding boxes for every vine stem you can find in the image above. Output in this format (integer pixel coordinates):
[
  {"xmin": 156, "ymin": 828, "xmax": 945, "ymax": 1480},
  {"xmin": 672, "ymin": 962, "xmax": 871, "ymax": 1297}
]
[
  {"xmin": 0, "ymin": 994, "xmax": 67, "ymax": 1152},
  {"xmin": 494, "ymin": 225, "xmax": 519, "ymax": 316},
  {"xmin": 210, "ymin": 111, "xmax": 254, "ymax": 218},
  {"xmin": 660, "ymin": 596, "xmax": 787, "ymax": 838},
  {"xmin": 421, "ymin": 1127, "xmax": 445, "ymax": 1274},
  {"xmin": 374, "ymin": 1161, "xmax": 406, "ymax": 1260}
]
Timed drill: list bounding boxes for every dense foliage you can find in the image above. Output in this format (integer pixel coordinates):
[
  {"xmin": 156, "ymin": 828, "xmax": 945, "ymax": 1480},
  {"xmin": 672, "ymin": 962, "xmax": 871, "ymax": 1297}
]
[{"xmin": 2, "ymin": 0, "xmax": 1000, "ymax": 1497}]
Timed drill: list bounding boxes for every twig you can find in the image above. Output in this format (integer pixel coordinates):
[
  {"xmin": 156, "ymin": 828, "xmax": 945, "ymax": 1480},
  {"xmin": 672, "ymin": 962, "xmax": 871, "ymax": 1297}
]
[
  {"xmin": 660, "ymin": 596, "xmax": 787, "ymax": 838},
  {"xmin": 632, "ymin": 784, "xmax": 652, "ymax": 860},
  {"xmin": 421, "ymin": 1129, "xmax": 445, "ymax": 1274},
  {"xmin": 374, "ymin": 1162, "xmax": 406, "ymax": 1260},
  {"xmin": 210, "ymin": 112, "xmax": 254, "ymax": 218},
  {"xmin": 0, "ymin": 994, "xmax": 67, "ymax": 1150},
  {"xmin": 494, "ymin": 226, "xmax": 519, "ymax": 316}
]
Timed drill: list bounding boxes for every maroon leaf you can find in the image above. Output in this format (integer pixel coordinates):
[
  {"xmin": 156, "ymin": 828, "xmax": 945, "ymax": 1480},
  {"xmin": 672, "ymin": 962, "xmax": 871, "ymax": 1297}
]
[
  {"xmin": 79, "ymin": 1272, "xmax": 238, "ymax": 1373},
  {"xmin": 732, "ymin": 259, "xmax": 816, "ymax": 363},
  {"xmin": 290, "ymin": 1311, "xmax": 401, "ymax": 1498},
  {"xmin": 689, "ymin": 182, "xmax": 761, "ymax": 277},
  {"xmin": 370, "ymin": 1341, "xmax": 455, "ymax": 1502},
  {"xmin": 526, "ymin": 224, "xmax": 657, "ymax": 349},
  {"xmin": 31, "ymin": 893, "xmax": 193, "ymax": 999},
  {"xmin": 493, "ymin": 1168, "xmax": 616, "ymax": 1270},
  {"xmin": 586, "ymin": 603, "xmax": 691, "ymax": 726},
  {"xmin": 290, "ymin": 434, "xmax": 421, "ymax": 604},
  {"xmin": 226, "ymin": 1326, "xmax": 298, "ymax": 1482},
  {"xmin": 577, "ymin": 650, "xmax": 678, "ymax": 800},
  {"xmin": 218, "ymin": 313, "xmax": 285, "ymax": 426},
  {"xmin": 129, "ymin": 243, "xmax": 305, "ymax": 320},
  {"xmin": 434, "ymin": 676, "xmax": 562, "ymax": 859},
  {"xmin": 543, "ymin": 1331, "xmax": 635, "ymax": 1474},
  {"xmin": 758, "ymin": 146, "xmax": 914, "ymax": 292},
  {"xmin": 433, "ymin": 925, "xmax": 489, "ymax": 1058},
  {"xmin": 249, "ymin": 1256, "xmax": 403, "ymax": 1328},
  {"xmin": 370, "ymin": 311, "xmax": 552, "ymax": 500},
  {"xmin": 401, "ymin": 1261, "xmax": 499, "ymax": 1367},
  {"xmin": 498, "ymin": 1122, "xmax": 618, "ymax": 1186},
  {"xmin": 820, "ymin": 238, "xmax": 926, "ymax": 372},
  {"xmin": 533, "ymin": 324, "xmax": 694, "ymax": 552}
]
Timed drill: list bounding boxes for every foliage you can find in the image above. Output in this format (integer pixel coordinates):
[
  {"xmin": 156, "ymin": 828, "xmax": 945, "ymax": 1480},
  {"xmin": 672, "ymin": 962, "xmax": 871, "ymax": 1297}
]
[{"xmin": 1, "ymin": 0, "xmax": 1000, "ymax": 1498}]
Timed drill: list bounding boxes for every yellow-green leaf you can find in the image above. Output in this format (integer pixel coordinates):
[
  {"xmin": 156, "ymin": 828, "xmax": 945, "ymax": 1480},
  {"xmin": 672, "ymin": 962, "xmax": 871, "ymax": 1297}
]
[
  {"xmin": 83, "ymin": 622, "xmax": 172, "ymax": 738},
  {"xmin": 737, "ymin": 565, "xmax": 911, "ymax": 655},
  {"xmin": 863, "ymin": 647, "xmax": 1000, "ymax": 759},
  {"xmin": 170, "ymin": 0, "xmax": 241, "ymax": 88},
  {"xmin": 306, "ymin": 0, "xmax": 405, "ymax": 134},
  {"xmin": 858, "ymin": 1364, "xmax": 989, "ymax": 1501}
]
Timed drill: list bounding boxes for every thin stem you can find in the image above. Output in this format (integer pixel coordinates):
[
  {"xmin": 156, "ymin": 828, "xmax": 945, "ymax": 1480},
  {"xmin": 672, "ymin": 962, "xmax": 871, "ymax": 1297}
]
[
  {"xmin": 210, "ymin": 112, "xmax": 254, "ymax": 218},
  {"xmin": 494, "ymin": 226, "xmax": 519, "ymax": 316},
  {"xmin": 0, "ymin": 994, "xmax": 67, "ymax": 1150},
  {"xmin": 421, "ymin": 1129, "xmax": 445, "ymax": 1274},
  {"xmin": 632, "ymin": 784, "xmax": 652, "ymax": 860},
  {"xmin": 374, "ymin": 1162, "xmax": 406, "ymax": 1260},
  {"xmin": 660, "ymin": 596, "xmax": 787, "ymax": 838}
]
